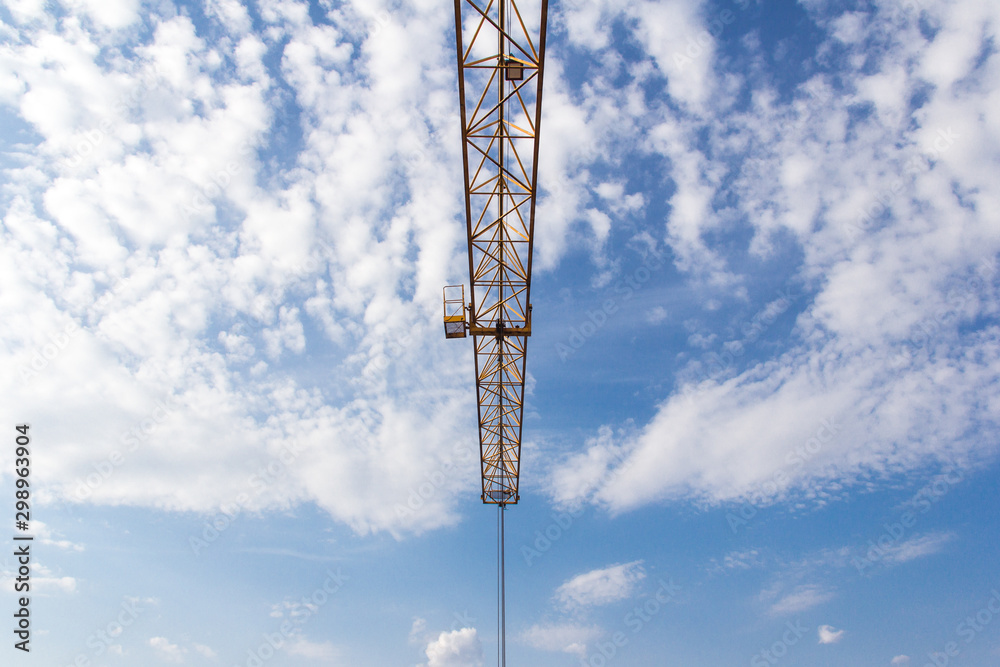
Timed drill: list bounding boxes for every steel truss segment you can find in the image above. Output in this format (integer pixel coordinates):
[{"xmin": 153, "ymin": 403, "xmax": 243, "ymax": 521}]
[
  {"xmin": 467, "ymin": 75, "xmax": 540, "ymax": 131},
  {"xmin": 473, "ymin": 330, "xmax": 528, "ymax": 504},
  {"xmin": 456, "ymin": 0, "xmax": 546, "ymax": 506},
  {"xmin": 467, "ymin": 159, "xmax": 532, "ymax": 195},
  {"xmin": 462, "ymin": 0, "xmax": 539, "ymax": 63},
  {"xmin": 471, "ymin": 259, "xmax": 528, "ymax": 288}
]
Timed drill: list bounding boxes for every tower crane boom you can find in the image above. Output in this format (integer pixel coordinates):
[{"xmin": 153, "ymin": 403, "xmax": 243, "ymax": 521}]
[{"xmin": 444, "ymin": 0, "xmax": 548, "ymax": 507}]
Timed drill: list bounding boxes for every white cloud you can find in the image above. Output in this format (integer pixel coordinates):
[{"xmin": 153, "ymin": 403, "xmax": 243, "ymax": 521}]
[
  {"xmin": 766, "ymin": 584, "xmax": 834, "ymax": 616},
  {"xmin": 207, "ymin": 0, "xmax": 253, "ymax": 34},
  {"xmin": 882, "ymin": 532, "xmax": 955, "ymax": 565},
  {"xmin": 646, "ymin": 306, "xmax": 668, "ymax": 325},
  {"xmin": 3, "ymin": 0, "xmax": 48, "ymax": 23},
  {"xmin": 409, "ymin": 617, "xmax": 427, "ymax": 644},
  {"xmin": 2, "ymin": 0, "xmax": 997, "ymax": 556},
  {"xmin": 68, "ymin": 0, "xmax": 140, "ymax": 30},
  {"xmin": 422, "ymin": 628, "xmax": 483, "ymax": 667},
  {"xmin": 270, "ymin": 598, "xmax": 318, "ymax": 623},
  {"xmin": 629, "ymin": 0, "xmax": 716, "ymax": 110},
  {"xmin": 818, "ymin": 624, "xmax": 844, "ymax": 644},
  {"xmin": 549, "ymin": 426, "xmax": 625, "ymax": 507},
  {"xmin": 556, "ymin": 560, "xmax": 645, "ymax": 608},
  {"xmin": 520, "ymin": 623, "xmax": 601, "ymax": 657},
  {"xmin": 286, "ymin": 636, "xmax": 338, "ymax": 661},
  {"xmin": 891, "ymin": 656, "xmax": 910, "ymax": 664},
  {"xmin": 0, "ymin": 0, "xmax": 674, "ymax": 545},
  {"xmin": 0, "ymin": 0, "xmax": 484, "ymax": 538},
  {"xmin": 686, "ymin": 332, "xmax": 716, "ymax": 348},
  {"xmin": 0, "ymin": 561, "xmax": 76, "ymax": 594},
  {"xmin": 194, "ymin": 643, "xmax": 217, "ymax": 658},
  {"xmin": 31, "ymin": 521, "xmax": 85, "ymax": 551},
  {"xmin": 559, "ymin": 0, "xmax": 615, "ymax": 51},
  {"xmin": 262, "ymin": 305, "xmax": 306, "ymax": 357},
  {"xmin": 830, "ymin": 11, "xmax": 866, "ymax": 43},
  {"xmin": 149, "ymin": 636, "xmax": 185, "ymax": 663},
  {"xmin": 709, "ymin": 549, "xmax": 763, "ymax": 573},
  {"xmin": 546, "ymin": 0, "xmax": 1000, "ymax": 516}
]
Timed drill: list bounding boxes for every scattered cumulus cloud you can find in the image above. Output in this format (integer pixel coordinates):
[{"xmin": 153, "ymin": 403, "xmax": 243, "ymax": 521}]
[
  {"xmin": 286, "ymin": 637, "xmax": 338, "ymax": 661},
  {"xmin": 708, "ymin": 548, "xmax": 764, "ymax": 573},
  {"xmin": 818, "ymin": 624, "xmax": 845, "ymax": 644},
  {"xmin": 645, "ymin": 305, "xmax": 668, "ymax": 325},
  {"xmin": 34, "ymin": 563, "xmax": 78, "ymax": 594},
  {"xmin": 546, "ymin": 0, "xmax": 1000, "ymax": 519},
  {"xmin": 32, "ymin": 521, "xmax": 85, "ymax": 551},
  {"xmin": 2, "ymin": 0, "xmax": 994, "ymax": 558},
  {"xmin": 1, "ymin": 0, "xmax": 997, "ymax": 664},
  {"xmin": 194, "ymin": 643, "xmax": 216, "ymax": 658},
  {"xmin": 149, "ymin": 636, "xmax": 185, "ymax": 663},
  {"xmin": 409, "ymin": 617, "xmax": 428, "ymax": 644},
  {"xmin": 556, "ymin": 560, "xmax": 646, "ymax": 609},
  {"xmin": 422, "ymin": 628, "xmax": 483, "ymax": 667},
  {"xmin": 520, "ymin": 623, "xmax": 602, "ymax": 658},
  {"xmin": 687, "ymin": 332, "xmax": 716, "ymax": 348},
  {"xmin": 270, "ymin": 598, "xmax": 318, "ymax": 622},
  {"xmin": 0, "ymin": 0, "xmax": 482, "ymax": 538},
  {"xmin": 0, "ymin": 561, "xmax": 77, "ymax": 594}
]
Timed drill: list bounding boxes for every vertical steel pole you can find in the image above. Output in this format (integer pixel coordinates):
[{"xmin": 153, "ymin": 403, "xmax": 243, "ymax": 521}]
[{"xmin": 500, "ymin": 502, "xmax": 506, "ymax": 667}]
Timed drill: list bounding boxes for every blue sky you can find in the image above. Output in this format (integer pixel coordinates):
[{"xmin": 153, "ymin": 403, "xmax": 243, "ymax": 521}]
[{"xmin": 1, "ymin": 0, "xmax": 999, "ymax": 665}]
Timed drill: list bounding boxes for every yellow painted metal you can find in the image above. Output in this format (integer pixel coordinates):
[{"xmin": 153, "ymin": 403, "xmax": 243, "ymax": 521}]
[
  {"xmin": 453, "ymin": 0, "xmax": 548, "ymax": 505},
  {"xmin": 443, "ymin": 285, "xmax": 468, "ymax": 338}
]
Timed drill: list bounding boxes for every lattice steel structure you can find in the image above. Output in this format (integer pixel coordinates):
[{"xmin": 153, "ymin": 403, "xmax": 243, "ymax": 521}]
[{"xmin": 447, "ymin": 0, "xmax": 548, "ymax": 506}]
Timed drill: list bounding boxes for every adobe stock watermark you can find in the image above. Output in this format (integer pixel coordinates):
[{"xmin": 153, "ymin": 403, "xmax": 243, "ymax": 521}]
[
  {"xmin": 671, "ymin": 0, "xmax": 750, "ymax": 72},
  {"xmin": 368, "ymin": 8, "xmax": 392, "ymax": 37},
  {"xmin": 394, "ymin": 442, "xmax": 477, "ymax": 522},
  {"xmin": 523, "ymin": 441, "xmax": 635, "ymax": 566},
  {"xmin": 362, "ymin": 329, "xmax": 416, "ymax": 381},
  {"xmin": 91, "ymin": 271, "xmax": 132, "ymax": 312},
  {"xmin": 246, "ymin": 242, "xmax": 335, "ymax": 322},
  {"xmin": 20, "ymin": 271, "xmax": 131, "ymax": 384},
  {"xmin": 180, "ymin": 143, "xmax": 256, "ymax": 223},
  {"xmin": 887, "ymin": 257, "xmax": 996, "ymax": 370},
  {"xmin": 61, "ymin": 65, "xmax": 163, "ymax": 170},
  {"xmin": 852, "ymin": 465, "xmax": 964, "ymax": 574},
  {"xmin": 398, "ymin": 102, "xmax": 456, "ymax": 169},
  {"xmin": 580, "ymin": 578, "xmax": 681, "ymax": 667},
  {"xmin": 73, "ymin": 395, "xmax": 180, "ymax": 501},
  {"xmin": 189, "ymin": 439, "xmax": 309, "ymax": 556},
  {"xmin": 555, "ymin": 248, "xmax": 665, "ymax": 362},
  {"xmin": 750, "ymin": 620, "xmax": 809, "ymax": 667},
  {"xmin": 236, "ymin": 568, "xmax": 348, "ymax": 667},
  {"xmin": 17, "ymin": 320, "xmax": 81, "ymax": 384},
  {"xmin": 447, "ymin": 610, "xmax": 476, "ymax": 633},
  {"xmin": 888, "ymin": 0, "xmax": 934, "ymax": 20},
  {"xmin": 922, "ymin": 587, "xmax": 1000, "ymax": 667},
  {"xmin": 727, "ymin": 416, "xmax": 841, "ymax": 533},
  {"xmin": 681, "ymin": 285, "xmax": 798, "ymax": 395},
  {"xmin": 59, "ymin": 597, "xmax": 147, "ymax": 667},
  {"xmin": 788, "ymin": 85, "xmax": 859, "ymax": 133},
  {"xmin": 520, "ymin": 505, "xmax": 584, "ymax": 566},
  {"xmin": 843, "ymin": 126, "xmax": 960, "ymax": 240}
]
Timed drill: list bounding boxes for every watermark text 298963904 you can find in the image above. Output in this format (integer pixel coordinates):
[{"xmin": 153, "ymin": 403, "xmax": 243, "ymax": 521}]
[{"xmin": 13, "ymin": 423, "xmax": 33, "ymax": 652}]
